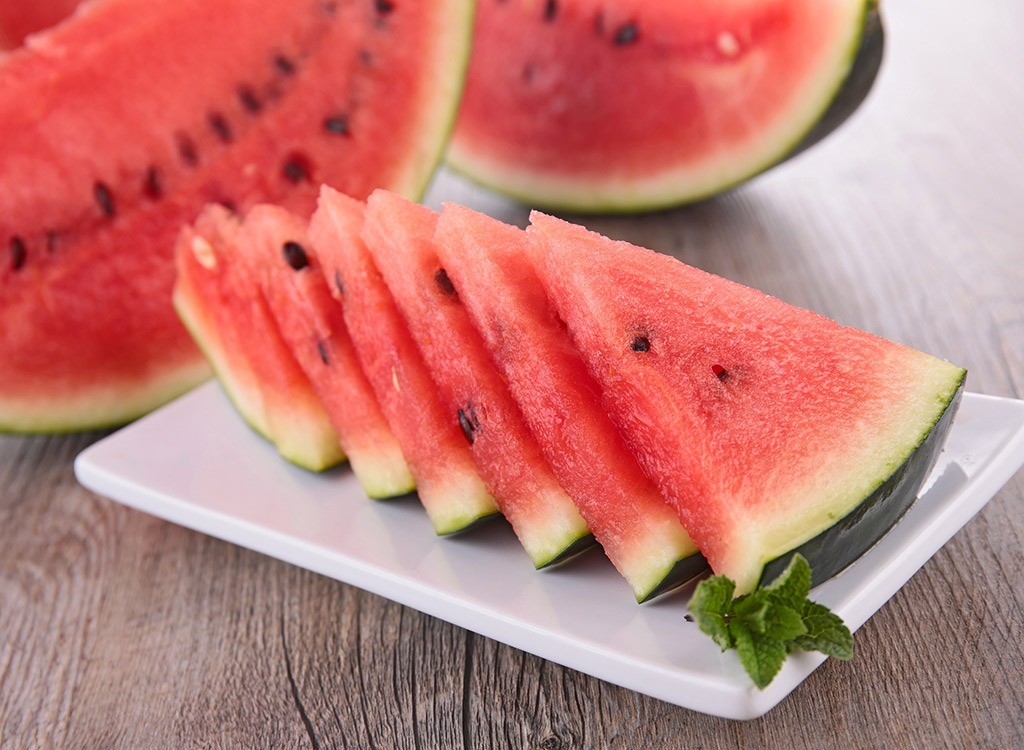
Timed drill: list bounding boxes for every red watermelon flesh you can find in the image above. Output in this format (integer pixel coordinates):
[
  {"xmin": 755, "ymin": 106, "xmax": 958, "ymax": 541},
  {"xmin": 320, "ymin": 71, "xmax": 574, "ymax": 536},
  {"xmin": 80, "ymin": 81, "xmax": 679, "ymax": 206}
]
[
  {"xmin": 0, "ymin": 0, "xmax": 82, "ymax": 48},
  {"xmin": 310, "ymin": 187, "xmax": 499, "ymax": 535},
  {"xmin": 528, "ymin": 212, "xmax": 966, "ymax": 593},
  {"xmin": 449, "ymin": 0, "xmax": 874, "ymax": 212},
  {"xmin": 361, "ymin": 190, "xmax": 593, "ymax": 568},
  {"xmin": 173, "ymin": 204, "xmax": 343, "ymax": 471},
  {"xmin": 434, "ymin": 203, "xmax": 704, "ymax": 601},
  {"xmin": 0, "ymin": 0, "xmax": 472, "ymax": 432},
  {"xmin": 232, "ymin": 204, "xmax": 415, "ymax": 498}
]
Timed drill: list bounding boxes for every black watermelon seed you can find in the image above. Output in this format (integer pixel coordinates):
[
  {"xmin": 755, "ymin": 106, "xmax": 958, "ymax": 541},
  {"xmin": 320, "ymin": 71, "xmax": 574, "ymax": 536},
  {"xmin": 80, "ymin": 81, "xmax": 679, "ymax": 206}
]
[
  {"xmin": 457, "ymin": 403, "xmax": 480, "ymax": 444},
  {"xmin": 143, "ymin": 166, "xmax": 163, "ymax": 200},
  {"xmin": 94, "ymin": 181, "xmax": 116, "ymax": 217},
  {"xmin": 613, "ymin": 21, "xmax": 639, "ymax": 46},
  {"xmin": 10, "ymin": 236, "xmax": 26, "ymax": 270},
  {"xmin": 323, "ymin": 115, "xmax": 350, "ymax": 136},
  {"xmin": 334, "ymin": 270, "xmax": 345, "ymax": 296},
  {"xmin": 317, "ymin": 339, "xmax": 330, "ymax": 365},
  {"xmin": 631, "ymin": 335, "xmax": 651, "ymax": 352},
  {"xmin": 544, "ymin": 0, "xmax": 557, "ymax": 21},
  {"xmin": 282, "ymin": 154, "xmax": 312, "ymax": 183},
  {"xmin": 217, "ymin": 198, "xmax": 238, "ymax": 214},
  {"xmin": 712, "ymin": 364, "xmax": 729, "ymax": 381},
  {"xmin": 434, "ymin": 268, "xmax": 457, "ymax": 297},
  {"xmin": 273, "ymin": 54, "xmax": 296, "ymax": 76},
  {"xmin": 175, "ymin": 133, "xmax": 199, "ymax": 166},
  {"xmin": 208, "ymin": 112, "xmax": 233, "ymax": 142},
  {"xmin": 282, "ymin": 240, "xmax": 309, "ymax": 270},
  {"xmin": 375, "ymin": 0, "xmax": 395, "ymax": 16},
  {"xmin": 358, "ymin": 49, "xmax": 374, "ymax": 66},
  {"xmin": 238, "ymin": 86, "xmax": 263, "ymax": 113}
]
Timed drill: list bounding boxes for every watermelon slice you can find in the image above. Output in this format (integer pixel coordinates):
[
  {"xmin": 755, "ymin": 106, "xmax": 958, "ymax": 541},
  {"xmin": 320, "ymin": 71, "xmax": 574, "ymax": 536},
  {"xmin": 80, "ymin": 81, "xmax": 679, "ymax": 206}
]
[
  {"xmin": 528, "ymin": 213, "xmax": 966, "ymax": 593},
  {"xmin": 0, "ymin": 0, "xmax": 472, "ymax": 433},
  {"xmin": 434, "ymin": 203, "xmax": 705, "ymax": 601},
  {"xmin": 310, "ymin": 187, "xmax": 499, "ymax": 535},
  {"xmin": 173, "ymin": 205, "xmax": 343, "ymax": 471},
  {"xmin": 230, "ymin": 205, "xmax": 415, "ymax": 498},
  {"xmin": 449, "ymin": 0, "xmax": 883, "ymax": 212},
  {"xmin": 360, "ymin": 190, "xmax": 593, "ymax": 568}
]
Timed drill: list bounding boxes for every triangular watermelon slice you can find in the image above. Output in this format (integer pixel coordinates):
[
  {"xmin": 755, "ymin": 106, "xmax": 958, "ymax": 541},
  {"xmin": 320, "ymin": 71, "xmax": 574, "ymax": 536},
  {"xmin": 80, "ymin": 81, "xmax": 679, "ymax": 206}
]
[
  {"xmin": 434, "ymin": 203, "xmax": 705, "ymax": 601},
  {"xmin": 232, "ymin": 205, "xmax": 415, "ymax": 499},
  {"xmin": 528, "ymin": 212, "xmax": 966, "ymax": 594},
  {"xmin": 360, "ymin": 190, "xmax": 593, "ymax": 568},
  {"xmin": 173, "ymin": 205, "xmax": 343, "ymax": 471},
  {"xmin": 310, "ymin": 187, "xmax": 499, "ymax": 535}
]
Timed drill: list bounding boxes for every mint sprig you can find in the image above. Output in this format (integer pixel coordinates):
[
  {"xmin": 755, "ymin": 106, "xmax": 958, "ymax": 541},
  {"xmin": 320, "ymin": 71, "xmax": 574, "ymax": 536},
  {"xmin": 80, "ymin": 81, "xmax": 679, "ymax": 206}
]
[{"xmin": 688, "ymin": 554, "xmax": 853, "ymax": 689}]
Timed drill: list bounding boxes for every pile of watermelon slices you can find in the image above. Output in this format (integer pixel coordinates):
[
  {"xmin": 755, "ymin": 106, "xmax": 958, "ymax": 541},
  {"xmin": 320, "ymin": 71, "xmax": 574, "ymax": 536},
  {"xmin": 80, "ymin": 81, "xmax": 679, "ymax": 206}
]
[{"xmin": 175, "ymin": 187, "xmax": 965, "ymax": 600}]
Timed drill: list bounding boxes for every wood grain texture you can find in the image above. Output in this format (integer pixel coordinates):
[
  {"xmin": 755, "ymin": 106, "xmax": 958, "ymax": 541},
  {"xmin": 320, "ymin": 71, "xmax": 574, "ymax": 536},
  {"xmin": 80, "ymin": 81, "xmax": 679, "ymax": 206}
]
[{"xmin": 2, "ymin": 0, "xmax": 1023, "ymax": 747}]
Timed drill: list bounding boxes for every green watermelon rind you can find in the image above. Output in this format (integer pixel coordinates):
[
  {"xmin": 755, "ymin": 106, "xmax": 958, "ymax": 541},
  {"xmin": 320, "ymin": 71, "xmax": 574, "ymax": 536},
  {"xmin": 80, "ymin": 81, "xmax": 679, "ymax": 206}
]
[
  {"xmin": 0, "ymin": 365, "xmax": 209, "ymax": 436},
  {"xmin": 641, "ymin": 553, "xmax": 710, "ymax": 603},
  {"xmin": 393, "ymin": 0, "xmax": 477, "ymax": 203},
  {"xmin": 175, "ymin": 298, "xmax": 344, "ymax": 473},
  {"xmin": 172, "ymin": 229, "xmax": 345, "ymax": 474},
  {"xmin": 446, "ymin": 1, "xmax": 880, "ymax": 214},
  {"xmin": 758, "ymin": 370, "xmax": 966, "ymax": 587}
]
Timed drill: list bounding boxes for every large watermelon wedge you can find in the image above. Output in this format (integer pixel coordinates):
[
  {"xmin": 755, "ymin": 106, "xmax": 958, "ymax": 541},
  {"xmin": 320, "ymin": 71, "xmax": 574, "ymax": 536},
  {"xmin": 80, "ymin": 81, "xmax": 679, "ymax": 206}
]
[
  {"xmin": 528, "ymin": 213, "xmax": 966, "ymax": 594},
  {"xmin": 0, "ymin": 0, "xmax": 472, "ymax": 433},
  {"xmin": 434, "ymin": 203, "xmax": 705, "ymax": 601},
  {"xmin": 448, "ymin": 0, "xmax": 883, "ymax": 212},
  {"xmin": 360, "ymin": 190, "xmax": 593, "ymax": 568}
]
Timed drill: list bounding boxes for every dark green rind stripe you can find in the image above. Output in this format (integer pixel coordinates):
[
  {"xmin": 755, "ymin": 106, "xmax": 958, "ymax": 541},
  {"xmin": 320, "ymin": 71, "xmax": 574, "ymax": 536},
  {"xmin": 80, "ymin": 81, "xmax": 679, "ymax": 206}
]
[
  {"xmin": 367, "ymin": 489, "xmax": 420, "ymax": 502},
  {"xmin": 535, "ymin": 533, "xmax": 598, "ymax": 570},
  {"xmin": 783, "ymin": 6, "xmax": 885, "ymax": 162},
  {"xmin": 434, "ymin": 506, "xmax": 503, "ymax": 537},
  {"xmin": 639, "ymin": 553, "xmax": 710, "ymax": 604},
  {"xmin": 759, "ymin": 375, "xmax": 966, "ymax": 588}
]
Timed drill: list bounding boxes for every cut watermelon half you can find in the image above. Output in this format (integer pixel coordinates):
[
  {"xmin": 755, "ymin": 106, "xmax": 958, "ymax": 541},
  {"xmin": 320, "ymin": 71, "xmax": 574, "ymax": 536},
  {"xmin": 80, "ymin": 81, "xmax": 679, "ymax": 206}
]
[
  {"xmin": 230, "ymin": 205, "xmax": 415, "ymax": 498},
  {"xmin": 434, "ymin": 203, "xmax": 705, "ymax": 601},
  {"xmin": 448, "ymin": 0, "xmax": 882, "ymax": 212},
  {"xmin": 0, "ymin": 0, "xmax": 473, "ymax": 432},
  {"xmin": 361, "ymin": 190, "xmax": 593, "ymax": 568},
  {"xmin": 173, "ymin": 205, "xmax": 343, "ymax": 471},
  {"xmin": 528, "ymin": 212, "xmax": 966, "ymax": 593},
  {"xmin": 310, "ymin": 187, "xmax": 499, "ymax": 535}
]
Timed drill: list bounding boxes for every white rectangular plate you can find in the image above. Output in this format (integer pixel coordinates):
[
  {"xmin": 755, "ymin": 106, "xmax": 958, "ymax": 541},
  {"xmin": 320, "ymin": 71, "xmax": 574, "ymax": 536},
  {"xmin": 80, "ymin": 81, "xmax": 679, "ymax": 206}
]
[{"xmin": 74, "ymin": 384, "xmax": 1024, "ymax": 720}]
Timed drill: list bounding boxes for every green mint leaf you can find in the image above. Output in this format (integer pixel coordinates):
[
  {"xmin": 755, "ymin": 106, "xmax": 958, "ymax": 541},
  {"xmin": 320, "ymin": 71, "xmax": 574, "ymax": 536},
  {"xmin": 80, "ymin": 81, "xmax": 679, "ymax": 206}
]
[
  {"xmin": 731, "ymin": 591, "xmax": 770, "ymax": 635},
  {"xmin": 687, "ymin": 556, "xmax": 854, "ymax": 689},
  {"xmin": 688, "ymin": 575, "xmax": 735, "ymax": 651},
  {"xmin": 730, "ymin": 620, "xmax": 787, "ymax": 690},
  {"xmin": 762, "ymin": 601, "xmax": 808, "ymax": 643},
  {"xmin": 791, "ymin": 600, "xmax": 854, "ymax": 660},
  {"xmin": 762, "ymin": 554, "xmax": 812, "ymax": 609}
]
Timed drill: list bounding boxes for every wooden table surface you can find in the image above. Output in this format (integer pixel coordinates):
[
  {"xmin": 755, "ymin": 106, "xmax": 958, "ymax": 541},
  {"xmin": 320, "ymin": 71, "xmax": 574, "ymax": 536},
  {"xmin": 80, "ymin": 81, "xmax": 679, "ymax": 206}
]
[{"xmin": 3, "ymin": 0, "xmax": 1023, "ymax": 747}]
